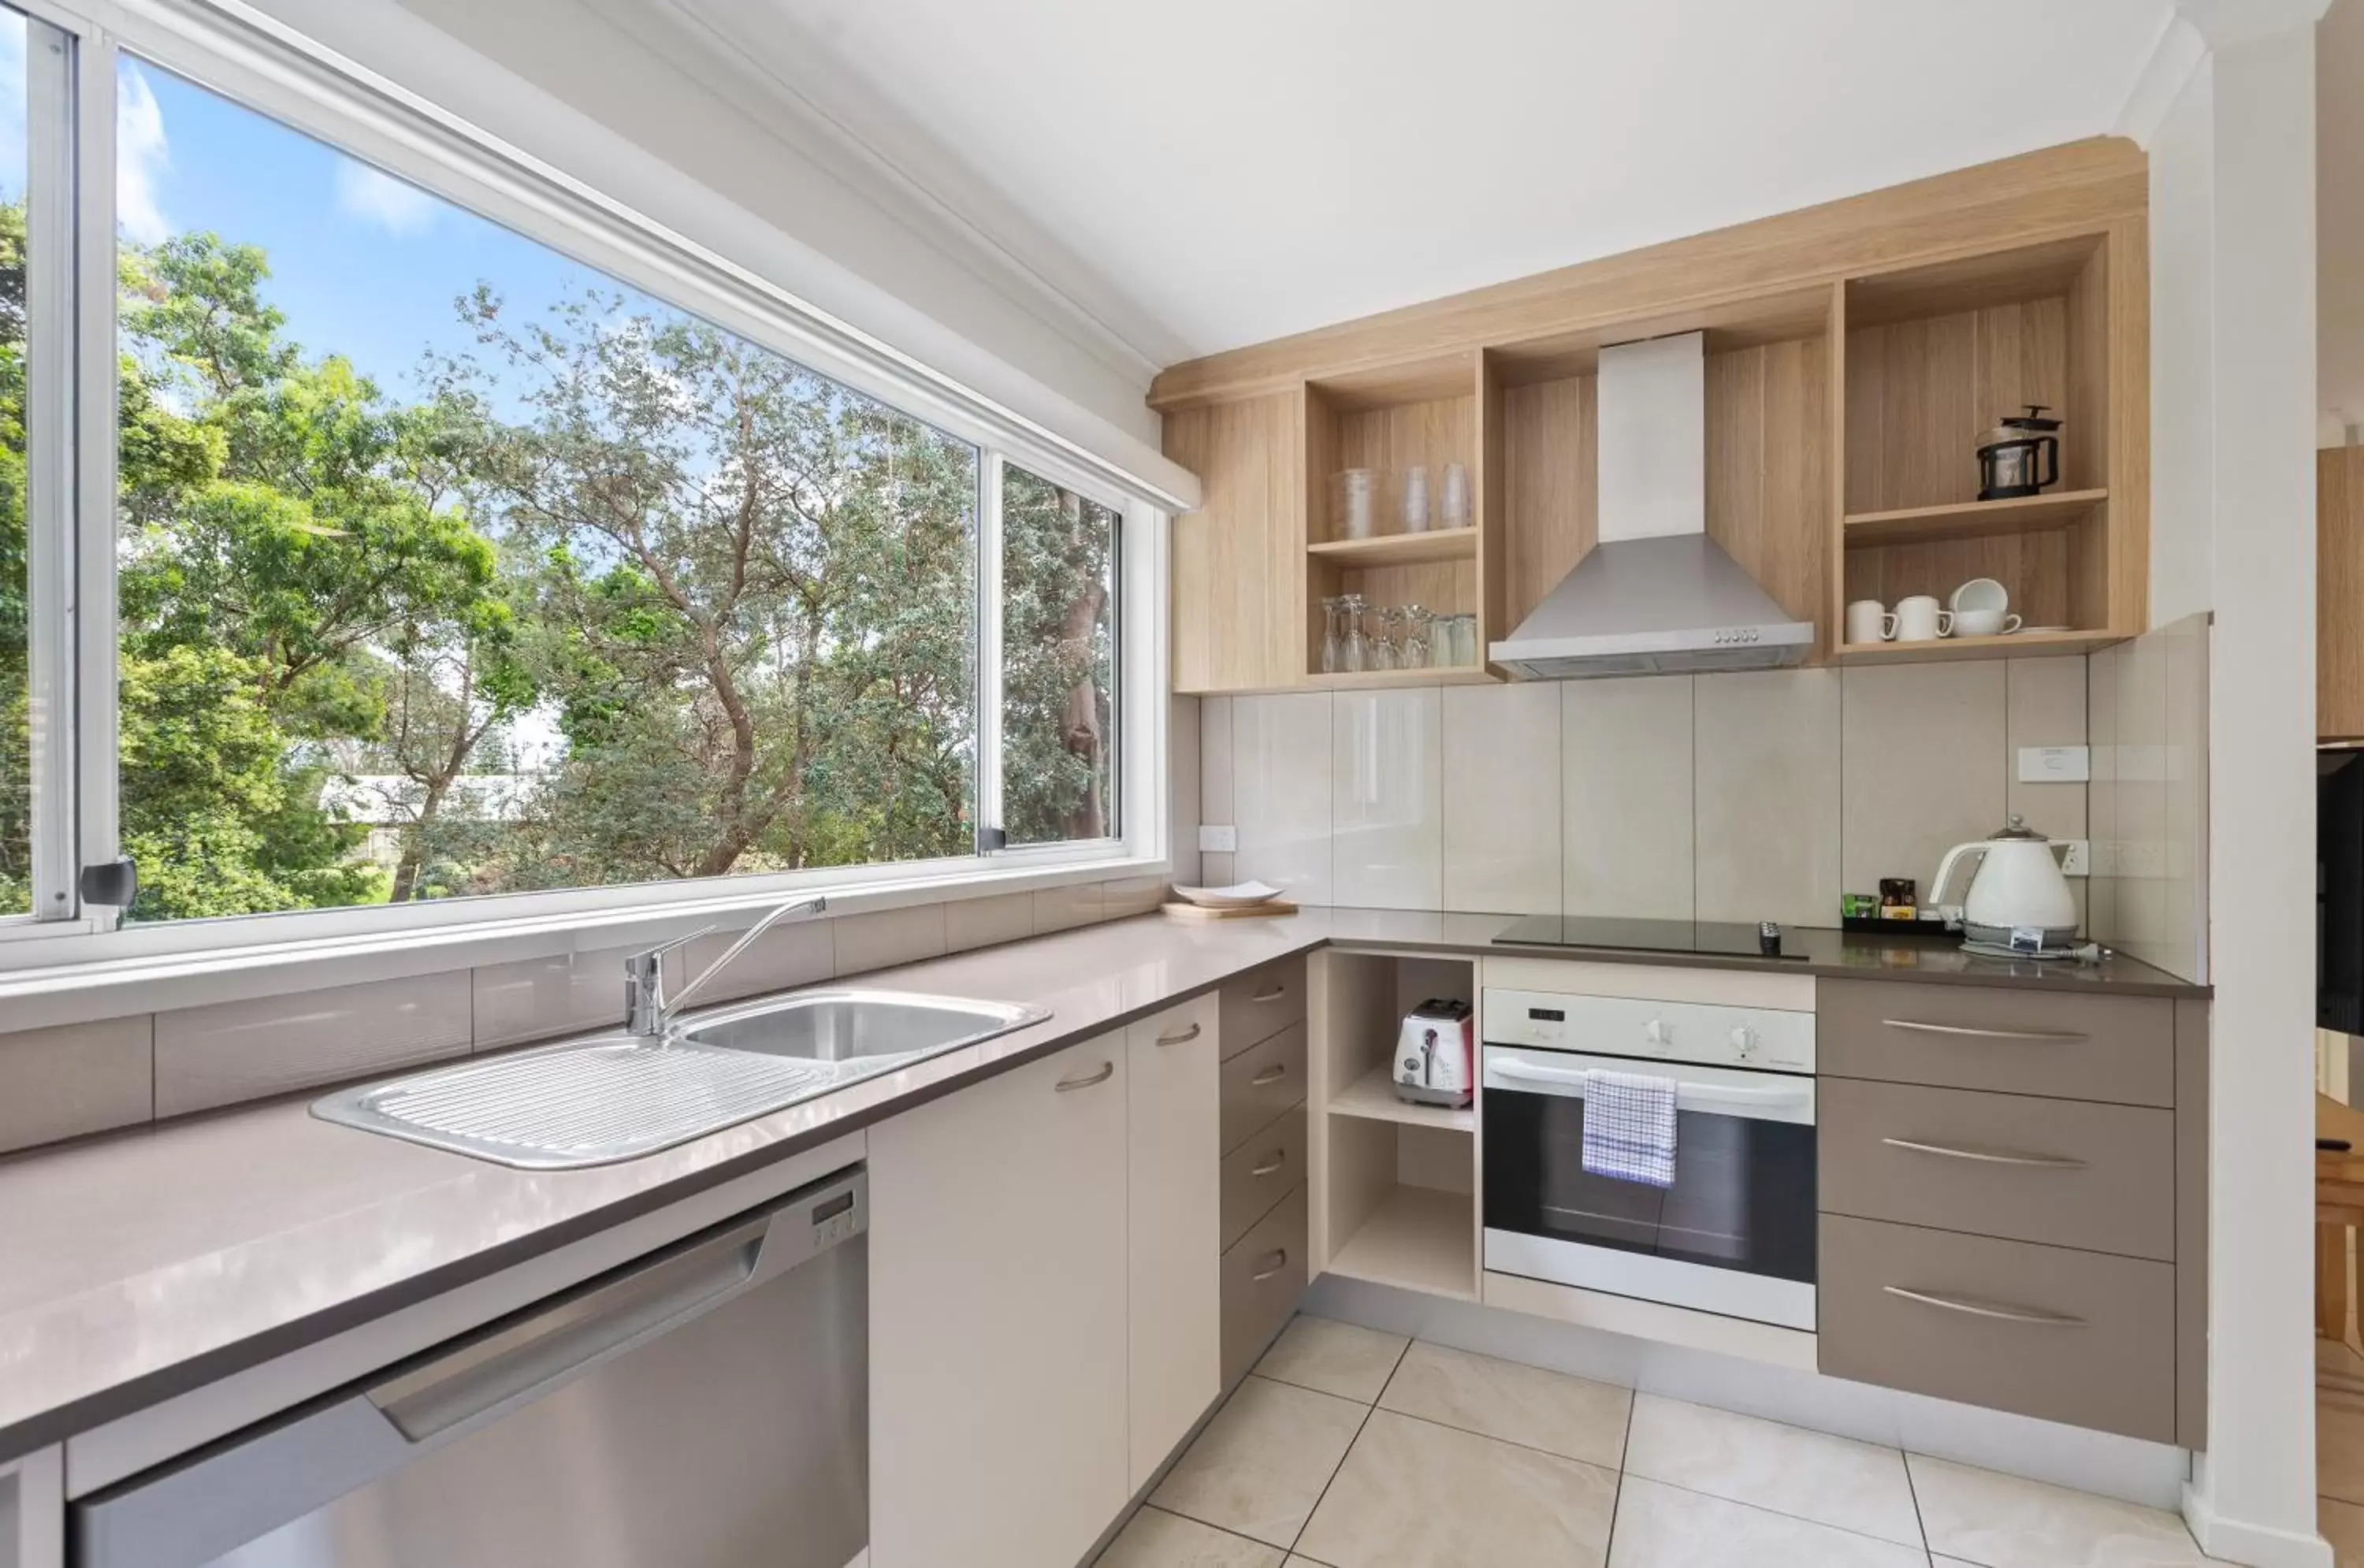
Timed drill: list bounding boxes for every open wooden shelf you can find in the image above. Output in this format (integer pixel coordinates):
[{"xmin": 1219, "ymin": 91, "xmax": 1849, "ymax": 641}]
[
  {"xmin": 1329, "ymin": 1064, "xmax": 1475, "ymax": 1132},
  {"xmin": 1833, "ymin": 627, "xmax": 2121, "ymax": 664},
  {"xmin": 1842, "ymin": 489, "xmax": 2109, "ymax": 546},
  {"xmin": 1326, "ymin": 1183, "xmax": 1477, "ymax": 1300},
  {"xmin": 1307, "ymin": 667, "xmax": 1493, "ymax": 690},
  {"xmin": 1307, "ymin": 527, "xmax": 1479, "ymax": 567}
]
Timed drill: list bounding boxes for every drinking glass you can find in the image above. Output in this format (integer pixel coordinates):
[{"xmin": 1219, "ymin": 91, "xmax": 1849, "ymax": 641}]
[
  {"xmin": 1400, "ymin": 466, "xmax": 1431, "ymax": 533},
  {"xmin": 1332, "ymin": 469, "xmax": 1378, "ymax": 541},
  {"xmin": 1320, "ymin": 596, "xmax": 1344, "ymax": 674},
  {"xmin": 1440, "ymin": 463, "xmax": 1471, "ymax": 529},
  {"xmin": 1373, "ymin": 606, "xmax": 1403, "ymax": 671},
  {"xmin": 1403, "ymin": 605, "xmax": 1433, "ymax": 668},
  {"xmin": 1340, "ymin": 593, "xmax": 1368, "ymax": 672}
]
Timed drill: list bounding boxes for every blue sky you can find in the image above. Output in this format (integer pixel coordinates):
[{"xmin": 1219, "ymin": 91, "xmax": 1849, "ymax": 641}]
[{"xmin": 120, "ymin": 57, "xmax": 636, "ymax": 411}]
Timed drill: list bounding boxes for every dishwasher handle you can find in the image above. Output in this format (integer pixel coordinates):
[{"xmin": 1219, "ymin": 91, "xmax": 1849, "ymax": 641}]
[{"xmin": 76, "ymin": 1166, "xmax": 867, "ymax": 1568}]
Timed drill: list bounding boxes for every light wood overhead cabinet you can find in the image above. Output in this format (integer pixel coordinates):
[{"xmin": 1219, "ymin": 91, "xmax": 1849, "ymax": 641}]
[
  {"xmin": 1157, "ymin": 140, "xmax": 2152, "ymax": 693},
  {"xmin": 2324, "ymin": 445, "xmax": 2364, "ymax": 742},
  {"xmin": 868, "ymin": 1035, "xmax": 1131, "ymax": 1568}
]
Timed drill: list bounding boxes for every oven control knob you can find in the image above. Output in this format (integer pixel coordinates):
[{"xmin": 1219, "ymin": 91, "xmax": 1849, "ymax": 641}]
[
  {"xmin": 1730, "ymin": 1025, "xmax": 1758, "ymax": 1061},
  {"xmin": 1645, "ymin": 1019, "xmax": 1670, "ymax": 1048}
]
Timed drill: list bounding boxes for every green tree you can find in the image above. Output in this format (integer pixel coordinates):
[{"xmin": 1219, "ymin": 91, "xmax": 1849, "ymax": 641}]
[
  {"xmin": 0, "ymin": 199, "xmax": 30, "ymax": 914},
  {"xmin": 1001, "ymin": 466, "xmax": 1117, "ymax": 844}
]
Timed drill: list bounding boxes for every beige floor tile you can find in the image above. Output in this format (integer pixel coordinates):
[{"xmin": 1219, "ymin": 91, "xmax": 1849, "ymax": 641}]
[
  {"xmin": 1608, "ymin": 1477, "xmax": 1928, "ymax": 1567},
  {"xmin": 2325, "ymin": 1390, "xmax": 2364, "ymax": 1507},
  {"xmin": 1295, "ymin": 1409, "xmax": 1617, "ymax": 1568},
  {"xmin": 2323, "ymin": 1496, "xmax": 2364, "ymax": 1568},
  {"xmin": 1150, "ymin": 1376, "xmax": 1368, "ymax": 1549},
  {"xmin": 1908, "ymin": 1454, "xmax": 2209, "ymax": 1567},
  {"xmin": 1096, "ymin": 1506, "xmax": 1287, "ymax": 1567},
  {"xmin": 1254, "ymin": 1315, "xmax": 1410, "ymax": 1403},
  {"xmin": 1622, "ymin": 1393, "xmax": 1921, "ymax": 1547},
  {"xmin": 1376, "ymin": 1341, "xmax": 1630, "ymax": 1467}
]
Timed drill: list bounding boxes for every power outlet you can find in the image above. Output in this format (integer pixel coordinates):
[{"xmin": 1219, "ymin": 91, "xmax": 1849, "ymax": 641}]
[
  {"xmin": 2018, "ymin": 745, "xmax": 2091, "ymax": 783},
  {"xmin": 1197, "ymin": 824, "xmax": 1238, "ymax": 853},
  {"xmin": 2058, "ymin": 838, "xmax": 2091, "ymax": 876}
]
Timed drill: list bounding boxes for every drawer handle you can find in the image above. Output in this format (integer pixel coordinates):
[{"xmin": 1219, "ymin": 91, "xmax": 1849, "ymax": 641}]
[
  {"xmin": 1251, "ymin": 1149, "xmax": 1289, "ymax": 1178},
  {"xmin": 1882, "ymin": 1285, "xmax": 2087, "ymax": 1327},
  {"xmin": 1880, "ymin": 1136, "xmax": 2090, "ymax": 1171},
  {"xmin": 1054, "ymin": 1061, "xmax": 1116, "ymax": 1093},
  {"xmin": 1251, "ymin": 1248, "xmax": 1290, "ymax": 1281},
  {"xmin": 1156, "ymin": 1022, "xmax": 1203, "ymax": 1047},
  {"xmin": 1251, "ymin": 987, "xmax": 1288, "ymax": 1003},
  {"xmin": 1251, "ymin": 1064, "xmax": 1289, "ymax": 1086},
  {"xmin": 1884, "ymin": 1019, "xmax": 2090, "ymax": 1043}
]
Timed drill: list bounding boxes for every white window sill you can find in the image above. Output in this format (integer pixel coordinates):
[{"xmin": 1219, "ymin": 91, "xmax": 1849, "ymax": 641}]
[{"xmin": 0, "ymin": 856, "xmax": 1169, "ymax": 1033}]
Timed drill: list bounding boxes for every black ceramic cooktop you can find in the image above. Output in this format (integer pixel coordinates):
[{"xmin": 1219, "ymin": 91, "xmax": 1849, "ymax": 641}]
[{"xmin": 1493, "ymin": 914, "xmax": 1808, "ymax": 961}]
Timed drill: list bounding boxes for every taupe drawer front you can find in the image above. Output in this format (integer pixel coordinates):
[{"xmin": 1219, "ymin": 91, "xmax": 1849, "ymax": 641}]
[
  {"xmin": 1221, "ymin": 1104, "xmax": 1306, "ymax": 1252},
  {"xmin": 1220, "ymin": 958, "xmax": 1307, "ymax": 1061},
  {"xmin": 1221, "ymin": 1181, "xmax": 1307, "ymax": 1384},
  {"xmin": 1221, "ymin": 1021, "xmax": 1307, "ymax": 1153},
  {"xmin": 1819, "ymin": 980, "xmax": 2175, "ymax": 1107},
  {"xmin": 1820, "ymin": 1214, "xmax": 2175, "ymax": 1442},
  {"xmin": 1821, "ymin": 1079, "xmax": 2176, "ymax": 1260}
]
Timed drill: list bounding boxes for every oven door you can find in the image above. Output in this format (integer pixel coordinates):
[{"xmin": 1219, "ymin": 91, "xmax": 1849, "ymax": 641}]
[{"xmin": 1481, "ymin": 1046, "xmax": 1817, "ymax": 1329}]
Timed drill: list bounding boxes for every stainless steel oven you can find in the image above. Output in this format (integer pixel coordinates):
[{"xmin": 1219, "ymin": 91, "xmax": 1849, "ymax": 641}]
[{"xmin": 1481, "ymin": 989, "xmax": 1817, "ymax": 1330}]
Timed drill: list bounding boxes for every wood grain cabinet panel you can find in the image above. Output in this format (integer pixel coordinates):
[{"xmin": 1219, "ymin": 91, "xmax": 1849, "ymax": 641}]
[
  {"xmin": 1220, "ymin": 1021, "xmax": 1307, "ymax": 1153},
  {"xmin": 1817, "ymin": 979, "xmax": 2174, "ymax": 1105},
  {"xmin": 1125, "ymin": 995, "xmax": 1221, "ymax": 1490},
  {"xmin": 1163, "ymin": 391, "xmax": 1306, "ymax": 693},
  {"xmin": 1819, "ymin": 1078, "xmax": 2175, "ymax": 1260},
  {"xmin": 1220, "ymin": 957, "xmax": 1307, "ymax": 1060},
  {"xmin": 1819, "ymin": 1214, "xmax": 2175, "ymax": 1443}
]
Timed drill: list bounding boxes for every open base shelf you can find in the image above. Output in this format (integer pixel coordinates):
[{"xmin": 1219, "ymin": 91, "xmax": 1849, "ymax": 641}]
[
  {"xmin": 1327, "ymin": 1183, "xmax": 1478, "ymax": 1301},
  {"xmin": 1329, "ymin": 1064, "xmax": 1475, "ymax": 1132},
  {"xmin": 1307, "ymin": 527, "xmax": 1479, "ymax": 567}
]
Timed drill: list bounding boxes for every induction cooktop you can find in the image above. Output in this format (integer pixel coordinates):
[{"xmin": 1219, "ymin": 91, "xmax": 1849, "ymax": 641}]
[{"xmin": 1493, "ymin": 914, "xmax": 1809, "ymax": 960}]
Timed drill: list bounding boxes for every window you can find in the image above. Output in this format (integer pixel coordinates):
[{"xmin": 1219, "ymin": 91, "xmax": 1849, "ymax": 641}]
[
  {"xmin": 1000, "ymin": 462, "xmax": 1117, "ymax": 846},
  {"xmin": 0, "ymin": 7, "xmax": 1165, "ymax": 957}
]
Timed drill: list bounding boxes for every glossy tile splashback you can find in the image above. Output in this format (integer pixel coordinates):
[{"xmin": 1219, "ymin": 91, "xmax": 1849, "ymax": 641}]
[
  {"xmin": 2087, "ymin": 614, "xmax": 2210, "ymax": 983},
  {"xmin": 1206, "ymin": 660, "xmax": 2094, "ymax": 929}
]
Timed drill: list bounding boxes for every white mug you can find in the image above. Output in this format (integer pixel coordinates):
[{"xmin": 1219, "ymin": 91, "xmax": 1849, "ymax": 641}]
[
  {"xmin": 1951, "ymin": 608, "xmax": 2022, "ymax": 637},
  {"xmin": 1894, "ymin": 595, "xmax": 1953, "ymax": 641},
  {"xmin": 1845, "ymin": 599, "xmax": 1896, "ymax": 644},
  {"xmin": 1950, "ymin": 577, "xmax": 2009, "ymax": 615}
]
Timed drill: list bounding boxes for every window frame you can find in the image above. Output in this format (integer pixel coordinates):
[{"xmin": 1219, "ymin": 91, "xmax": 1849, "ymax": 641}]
[{"xmin": 0, "ymin": 0, "xmax": 1176, "ymax": 974}]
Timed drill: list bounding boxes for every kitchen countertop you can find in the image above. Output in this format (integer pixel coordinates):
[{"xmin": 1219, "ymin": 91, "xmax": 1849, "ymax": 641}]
[{"xmin": 0, "ymin": 907, "xmax": 2202, "ymax": 1462}]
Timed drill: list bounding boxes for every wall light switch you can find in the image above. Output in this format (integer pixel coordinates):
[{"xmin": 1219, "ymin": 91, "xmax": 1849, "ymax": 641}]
[
  {"xmin": 2018, "ymin": 745, "xmax": 2091, "ymax": 784},
  {"xmin": 1198, "ymin": 824, "xmax": 1238, "ymax": 853}
]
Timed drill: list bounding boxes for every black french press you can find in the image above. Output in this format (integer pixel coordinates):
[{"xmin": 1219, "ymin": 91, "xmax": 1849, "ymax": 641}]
[{"xmin": 1976, "ymin": 405, "xmax": 2061, "ymax": 500}]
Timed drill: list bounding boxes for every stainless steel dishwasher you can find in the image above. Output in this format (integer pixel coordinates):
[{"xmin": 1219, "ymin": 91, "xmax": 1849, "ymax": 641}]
[{"xmin": 76, "ymin": 1165, "xmax": 868, "ymax": 1568}]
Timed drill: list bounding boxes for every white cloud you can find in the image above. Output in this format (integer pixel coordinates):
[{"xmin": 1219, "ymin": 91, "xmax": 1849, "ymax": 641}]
[
  {"xmin": 332, "ymin": 158, "xmax": 437, "ymax": 238},
  {"xmin": 115, "ymin": 62, "xmax": 170, "ymax": 244}
]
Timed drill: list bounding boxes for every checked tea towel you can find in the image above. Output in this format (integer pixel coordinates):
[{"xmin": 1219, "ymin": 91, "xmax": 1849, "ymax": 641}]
[{"xmin": 1580, "ymin": 1068, "xmax": 1677, "ymax": 1187}]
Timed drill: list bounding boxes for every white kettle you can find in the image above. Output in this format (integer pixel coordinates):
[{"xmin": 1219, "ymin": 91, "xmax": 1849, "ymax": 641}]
[{"xmin": 1930, "ymin": 815, "xmax": 2079, "ymax": 945}]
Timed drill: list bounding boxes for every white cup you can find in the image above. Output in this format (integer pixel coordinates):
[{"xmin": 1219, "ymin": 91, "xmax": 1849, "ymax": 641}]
[
  {"xmin": 1950, "ymin": 608, "xmax": 2023, "ymax": 637},
  {"xmin": 1845, "ymin": 599, "xmax": 1897, "ymax": 645},
  {"xmin": 1894, "ymin": 595, "xmax": 1953, "ymax": 641},
  {"xmin": 1950, "ymin": 577, "xmax": 2009, "ymax": 615}
]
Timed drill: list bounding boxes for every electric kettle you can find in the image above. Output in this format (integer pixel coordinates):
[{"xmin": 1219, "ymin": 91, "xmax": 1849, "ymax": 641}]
[{"xmin": 1930, "ymin": 815, "xmax": 2079, "ymax": 950}]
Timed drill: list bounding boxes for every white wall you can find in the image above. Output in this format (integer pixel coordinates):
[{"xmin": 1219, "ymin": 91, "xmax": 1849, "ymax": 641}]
[
  {"xmin": 2144, "ymin": 15, "xmax": 2329, "ymax": 1566},
  {"xmin": 234, "ymin": 0, "xmax": 1175, "ymax": 477}
]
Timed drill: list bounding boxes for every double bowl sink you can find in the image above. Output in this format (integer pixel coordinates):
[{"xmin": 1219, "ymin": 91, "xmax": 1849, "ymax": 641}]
[{"xmin": 314, "ymin": 990, "xmax": 1050, "ymax": 1169}]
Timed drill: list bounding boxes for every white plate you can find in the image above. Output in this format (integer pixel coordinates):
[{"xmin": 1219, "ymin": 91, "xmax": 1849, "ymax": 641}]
[
  {"xmin": 1171, "ymin": 880, "xmax": 1286, "ymax": 908},
  {"xmin": 2014, "ymin": 625, "xmax": 2072, "ymax": 635}
]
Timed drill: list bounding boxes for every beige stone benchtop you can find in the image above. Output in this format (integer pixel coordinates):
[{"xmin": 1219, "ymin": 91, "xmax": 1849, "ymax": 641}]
[{"xmin": 0, "ymin": 907, "xmax": 2199, "ymax": 1460}]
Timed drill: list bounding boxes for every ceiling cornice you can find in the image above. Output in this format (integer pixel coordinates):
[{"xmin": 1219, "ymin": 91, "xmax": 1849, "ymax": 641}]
[
  {"xmin": 584, "ymin": 0, "xmax": 1187, "ymax": 380},
  {"xmin": 2175, "ymin": 0, "xmax": 2332, "ymax": 47},
  {"xmin": 2114, "ymin": 13, "xmax": 2209, "ymax": 145}
]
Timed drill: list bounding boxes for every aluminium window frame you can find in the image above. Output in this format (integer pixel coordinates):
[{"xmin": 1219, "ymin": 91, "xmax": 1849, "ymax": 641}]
[{"xmin": 0, "ymin": 0, "xmax": 1174, "ymax": 972}]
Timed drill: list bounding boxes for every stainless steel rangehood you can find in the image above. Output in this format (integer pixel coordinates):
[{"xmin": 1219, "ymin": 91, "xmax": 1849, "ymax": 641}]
[{"xmin": 1490, "ymin": 331, "xmax": 1812, "ymax": 679}]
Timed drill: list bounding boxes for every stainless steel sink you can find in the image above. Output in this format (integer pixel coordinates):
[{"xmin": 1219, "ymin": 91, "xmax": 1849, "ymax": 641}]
[
  {"xmin": 314, "ymin": 990, "xmax": 1051, "ymax": 1169},
  {"xmin": 678, "ymin": 990, "xmax": 1048, "ymax": 1062}
]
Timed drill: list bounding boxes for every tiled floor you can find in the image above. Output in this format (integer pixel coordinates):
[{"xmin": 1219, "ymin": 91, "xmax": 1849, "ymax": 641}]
[{"xmin": 1097, "ymin": 1315, "xmax": 2225, "ymax": 1568}]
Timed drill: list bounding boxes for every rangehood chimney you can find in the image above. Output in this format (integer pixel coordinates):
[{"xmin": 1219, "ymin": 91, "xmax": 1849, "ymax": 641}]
[{"xmin": 1489, "ymin": 331, "xmax": 1812, "ymax": 679}]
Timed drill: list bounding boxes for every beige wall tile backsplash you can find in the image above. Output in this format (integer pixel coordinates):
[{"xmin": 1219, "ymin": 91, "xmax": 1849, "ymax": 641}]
[
  {"xmin": 0, "ymin": 1016, "xmax": 154, "ymax": 1154},
  {"xmin": 1564, "ymin": 676, "xmax": 1694, "ymax": 920},
  {"xmin": 831, "ymin": 904, "xmax": 949, "ymax": 975},
  {"xmin": 2089, "ymin": 613, "xmax": 2210, "ymax": 982},
  {"xmin": 472, "ymin": 945, "xmax": 637, "ymax": 1051},
  {"xmin": 1215, "ymin": 657, "xmax": 2098, "ymax": 923},
  {"xmin": 155, "ymin": 972, "xmax": 474, "ymax": 1118}
]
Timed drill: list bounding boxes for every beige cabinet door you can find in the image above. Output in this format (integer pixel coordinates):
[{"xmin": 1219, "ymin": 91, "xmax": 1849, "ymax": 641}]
[
  {"xmin": 869, "ymin": 1035, "xmax": 1131, "ymax": 1568},
  {"xmin": 1125, "ymin": 994, "xmax": 1222, "ymax": 1488},
  {"xmin": 1163, "ymin": 391, "xmax": 1307, "ymax": 693}
]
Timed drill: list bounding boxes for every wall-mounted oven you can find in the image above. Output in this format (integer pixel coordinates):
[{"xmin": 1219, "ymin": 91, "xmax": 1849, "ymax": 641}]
[{"xmin": 1480, "ymin": 989, "xmax": 1817, "ymax": 1330}]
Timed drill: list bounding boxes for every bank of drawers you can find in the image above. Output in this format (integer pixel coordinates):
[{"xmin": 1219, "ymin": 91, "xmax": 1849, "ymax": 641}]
[
  {"xmin": 1217, "ymin": 957, "xmax": 1309, "ymax": 1383},
  {"xmin": 1816, "ymin": 979, "xmax": 2187, "ymax": 1444}
]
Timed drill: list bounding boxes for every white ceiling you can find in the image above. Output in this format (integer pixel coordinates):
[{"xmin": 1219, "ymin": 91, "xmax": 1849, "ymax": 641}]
[{"xmin": 672, "ymin": 0, "xmax": 2176, "ymax": 367}]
